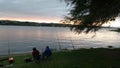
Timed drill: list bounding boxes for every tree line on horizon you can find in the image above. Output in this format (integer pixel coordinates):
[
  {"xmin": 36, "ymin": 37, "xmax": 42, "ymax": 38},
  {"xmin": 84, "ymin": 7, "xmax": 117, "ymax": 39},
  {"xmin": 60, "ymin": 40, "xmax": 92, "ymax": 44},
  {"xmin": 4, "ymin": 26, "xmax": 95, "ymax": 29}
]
[{"xmin": 0, "ymin": 20, "xmax": 72, "ymax": 27}]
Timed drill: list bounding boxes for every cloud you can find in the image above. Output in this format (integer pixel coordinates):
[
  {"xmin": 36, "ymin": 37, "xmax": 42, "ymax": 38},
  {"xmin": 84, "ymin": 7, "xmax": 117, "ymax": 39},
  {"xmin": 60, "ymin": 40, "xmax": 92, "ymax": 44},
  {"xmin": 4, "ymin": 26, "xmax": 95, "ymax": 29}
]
[{"xmin": 0, "ymin": 0, "xmax": 69, "ymax": 22}]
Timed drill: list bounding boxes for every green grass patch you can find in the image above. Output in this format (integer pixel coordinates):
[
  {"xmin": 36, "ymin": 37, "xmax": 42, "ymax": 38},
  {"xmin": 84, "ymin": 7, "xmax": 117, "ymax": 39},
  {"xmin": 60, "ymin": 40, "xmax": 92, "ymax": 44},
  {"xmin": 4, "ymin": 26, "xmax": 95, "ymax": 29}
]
[{"xmin": 1, "ymin": 48, "xmax": 120, "ymax": 68}]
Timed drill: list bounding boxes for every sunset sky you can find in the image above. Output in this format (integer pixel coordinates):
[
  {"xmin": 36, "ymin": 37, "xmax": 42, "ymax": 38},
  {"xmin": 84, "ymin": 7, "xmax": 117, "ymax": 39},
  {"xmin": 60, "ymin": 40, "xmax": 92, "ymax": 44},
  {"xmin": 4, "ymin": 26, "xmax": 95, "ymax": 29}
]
[
  {"xmin": 0, "ymin": 0, "xmax": 69, "ymax": 23},
  {"xmin": 0, "ymin": 0, "xmax": 120, "ymax": 27}
]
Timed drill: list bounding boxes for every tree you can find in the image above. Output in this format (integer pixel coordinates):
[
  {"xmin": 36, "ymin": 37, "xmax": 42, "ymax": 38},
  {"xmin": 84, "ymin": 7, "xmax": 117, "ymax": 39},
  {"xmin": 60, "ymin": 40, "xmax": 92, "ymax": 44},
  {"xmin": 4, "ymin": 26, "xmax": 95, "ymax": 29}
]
[{"xmin": 63, "ymin": 0, "xmax": 120, "ymax": 33}]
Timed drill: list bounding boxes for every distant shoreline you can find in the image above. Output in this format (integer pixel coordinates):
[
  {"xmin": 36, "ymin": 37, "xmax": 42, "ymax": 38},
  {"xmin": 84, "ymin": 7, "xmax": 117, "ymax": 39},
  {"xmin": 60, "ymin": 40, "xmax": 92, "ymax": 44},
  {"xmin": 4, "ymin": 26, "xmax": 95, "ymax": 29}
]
[
  {"xmin": 0, "ymin": 20, "xmax": 72, "ymax": 27},
  {"xmin": 110, "ymin": 28, "xmax": 120, "ymax": 32}
]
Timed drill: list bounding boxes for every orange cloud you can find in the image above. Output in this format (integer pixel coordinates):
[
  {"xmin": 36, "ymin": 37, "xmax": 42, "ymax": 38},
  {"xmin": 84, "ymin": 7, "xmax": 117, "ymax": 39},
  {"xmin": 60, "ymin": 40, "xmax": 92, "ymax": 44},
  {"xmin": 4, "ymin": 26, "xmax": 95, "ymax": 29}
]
[{"xmin": 0, "ymin": 16, "xmax": 61, "ymax": 23}]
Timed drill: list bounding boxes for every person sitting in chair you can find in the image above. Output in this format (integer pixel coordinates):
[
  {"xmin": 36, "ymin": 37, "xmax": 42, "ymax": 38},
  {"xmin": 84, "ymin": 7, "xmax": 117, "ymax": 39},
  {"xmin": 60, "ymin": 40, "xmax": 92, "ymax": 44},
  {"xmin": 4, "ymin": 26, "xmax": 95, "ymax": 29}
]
[
  {"xmin": 42, "ymin": 46, "xmax": 52, "ymax": 59},
  {"xmin": 32, "ymin": 47, "xmax": 41, "ymax": 62}
]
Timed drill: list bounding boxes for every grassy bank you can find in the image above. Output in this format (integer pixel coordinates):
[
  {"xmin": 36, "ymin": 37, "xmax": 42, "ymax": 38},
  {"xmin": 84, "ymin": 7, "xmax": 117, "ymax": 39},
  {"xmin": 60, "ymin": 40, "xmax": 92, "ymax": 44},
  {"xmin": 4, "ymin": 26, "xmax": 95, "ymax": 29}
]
[{"xmin": 1, "ymin": 48, "xmax": 120, "ymax": 68}]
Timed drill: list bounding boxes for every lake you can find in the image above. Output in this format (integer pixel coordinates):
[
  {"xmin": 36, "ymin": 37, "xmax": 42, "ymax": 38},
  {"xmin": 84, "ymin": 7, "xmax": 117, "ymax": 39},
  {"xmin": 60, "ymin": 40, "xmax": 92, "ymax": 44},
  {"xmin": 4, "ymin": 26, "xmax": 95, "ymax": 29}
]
[{"xmin": 0, "ymin": 25, "xmax": 120, "ymax": 55}]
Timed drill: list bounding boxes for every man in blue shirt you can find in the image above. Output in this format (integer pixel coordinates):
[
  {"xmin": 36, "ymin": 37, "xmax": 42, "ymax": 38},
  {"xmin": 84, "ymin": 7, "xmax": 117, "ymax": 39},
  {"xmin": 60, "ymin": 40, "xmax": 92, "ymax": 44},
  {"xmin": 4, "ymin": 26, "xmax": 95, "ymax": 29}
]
[{"xmin": 42, "ymin": 46, "xmax": 52, "ymax": 59}]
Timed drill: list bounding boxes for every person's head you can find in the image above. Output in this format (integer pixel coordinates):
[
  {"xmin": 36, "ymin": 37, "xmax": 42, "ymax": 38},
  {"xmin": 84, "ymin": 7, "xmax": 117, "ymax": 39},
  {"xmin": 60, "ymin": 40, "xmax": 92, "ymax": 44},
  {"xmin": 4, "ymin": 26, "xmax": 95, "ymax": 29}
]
[
  {"xmin": 33, "ymin": 47, "xmax": 36, "ymax": 51},
  {"xmin": 46, "ymin": 46, "xmax": 49, "ymax": 48}
]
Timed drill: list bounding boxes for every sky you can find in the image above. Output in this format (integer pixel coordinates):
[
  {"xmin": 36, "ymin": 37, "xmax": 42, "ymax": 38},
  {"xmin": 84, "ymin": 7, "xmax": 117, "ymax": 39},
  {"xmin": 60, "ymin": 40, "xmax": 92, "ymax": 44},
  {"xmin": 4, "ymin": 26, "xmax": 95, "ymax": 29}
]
[
  {"xmin": 0, "ymin": 0, "xmax": 120, "ymax": 27},
  {"xmin": 103, "ymin": 17, "xmax": 120, "ymax": 27},
  {"xmin": 0, "ymin": 0, "xmax": 69, "ymax": 23}
]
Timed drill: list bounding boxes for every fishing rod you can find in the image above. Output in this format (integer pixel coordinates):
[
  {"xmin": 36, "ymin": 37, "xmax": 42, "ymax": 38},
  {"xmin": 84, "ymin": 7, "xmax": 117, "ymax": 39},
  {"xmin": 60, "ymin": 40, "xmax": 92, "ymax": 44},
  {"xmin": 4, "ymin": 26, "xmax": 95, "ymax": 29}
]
[
  {"xmin": 7, "ymin": 38, "xmax": 10, "ymax": 57},
  {"xmin": 55, "ymin": 30, "xmax": 61, "ymax": 51},
  {"xmin": 70, "ymin": 37, "xmax": 75, "ymax": 50},
  {"xmin": 7, "ymin": 27, "xmax": 11, "ymax": 57}
]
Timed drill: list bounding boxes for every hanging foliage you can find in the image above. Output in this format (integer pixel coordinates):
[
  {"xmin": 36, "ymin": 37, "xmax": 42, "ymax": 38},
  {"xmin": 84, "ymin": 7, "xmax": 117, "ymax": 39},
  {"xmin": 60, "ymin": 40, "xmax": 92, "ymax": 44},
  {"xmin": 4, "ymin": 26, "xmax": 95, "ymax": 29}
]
[{"xmin": 63, "ymin": 0, "xmax": 120, "ymax": 33}]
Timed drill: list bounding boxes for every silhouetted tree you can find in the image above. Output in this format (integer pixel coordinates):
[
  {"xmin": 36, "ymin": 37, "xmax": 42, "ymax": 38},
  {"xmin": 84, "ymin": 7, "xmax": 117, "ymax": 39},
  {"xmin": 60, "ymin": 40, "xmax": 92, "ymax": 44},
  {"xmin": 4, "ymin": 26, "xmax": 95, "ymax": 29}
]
[{"xmin": 63, "ymin": 0, "xmax": 120, "ymax": 33}]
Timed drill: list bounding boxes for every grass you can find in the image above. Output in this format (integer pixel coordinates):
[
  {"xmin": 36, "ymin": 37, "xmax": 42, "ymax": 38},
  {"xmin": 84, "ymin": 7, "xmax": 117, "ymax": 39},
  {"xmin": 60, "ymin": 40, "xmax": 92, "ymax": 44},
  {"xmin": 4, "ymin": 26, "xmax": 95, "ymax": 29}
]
[{"xmin": 1, "ymin": 48, "xmax": 120, "ymax": 68}]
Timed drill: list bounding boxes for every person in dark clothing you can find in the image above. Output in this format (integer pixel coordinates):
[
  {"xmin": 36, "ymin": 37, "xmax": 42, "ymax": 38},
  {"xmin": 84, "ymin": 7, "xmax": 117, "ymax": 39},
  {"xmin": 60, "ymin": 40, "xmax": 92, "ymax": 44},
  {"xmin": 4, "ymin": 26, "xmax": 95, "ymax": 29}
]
[
  {"xmin": 42, "ymin": 46, "xmax": 52, "ymax": 59},
  {"xmin": 32, "ymin": 47, "xmax": 41, "ymax": 62}
]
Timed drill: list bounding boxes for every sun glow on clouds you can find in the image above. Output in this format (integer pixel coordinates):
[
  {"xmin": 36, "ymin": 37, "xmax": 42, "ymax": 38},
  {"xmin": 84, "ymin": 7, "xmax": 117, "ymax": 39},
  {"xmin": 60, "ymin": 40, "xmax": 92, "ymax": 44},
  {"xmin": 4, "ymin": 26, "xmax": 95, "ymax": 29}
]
[
  {"xmin": 0, "ymin": 0, "xmax": 119, "ymax": 27},
  {"xmin": 0, "ymin": 17, "xmax": 61, "ymax": 23},
  {"xmin": 0, "ymin": 0, "xmax": 68, "ymax": 23}
]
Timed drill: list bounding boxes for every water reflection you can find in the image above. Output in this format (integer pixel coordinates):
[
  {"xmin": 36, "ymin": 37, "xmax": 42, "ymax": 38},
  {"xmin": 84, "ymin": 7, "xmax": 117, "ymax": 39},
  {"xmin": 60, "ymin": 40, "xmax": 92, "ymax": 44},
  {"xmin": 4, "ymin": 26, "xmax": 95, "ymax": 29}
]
[{"xmin": 0, "ymin": 26, "xmax": 120, "ymax": 55}]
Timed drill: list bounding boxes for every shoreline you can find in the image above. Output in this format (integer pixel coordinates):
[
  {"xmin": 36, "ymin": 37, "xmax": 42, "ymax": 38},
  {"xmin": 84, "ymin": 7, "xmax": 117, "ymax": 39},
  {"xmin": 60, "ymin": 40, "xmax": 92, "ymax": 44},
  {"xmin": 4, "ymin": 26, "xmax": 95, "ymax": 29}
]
[{"xmin": 0, "ymin": 48, "xmax": 119, "ymax": 57}]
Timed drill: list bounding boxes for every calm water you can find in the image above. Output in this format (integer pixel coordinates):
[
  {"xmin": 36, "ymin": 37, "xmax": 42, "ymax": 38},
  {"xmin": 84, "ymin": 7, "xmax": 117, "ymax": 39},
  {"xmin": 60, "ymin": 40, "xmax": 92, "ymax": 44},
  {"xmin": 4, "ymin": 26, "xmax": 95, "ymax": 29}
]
[{"xmin": 0, "ymin": 25, "xmax": 120, "ymax": 55}]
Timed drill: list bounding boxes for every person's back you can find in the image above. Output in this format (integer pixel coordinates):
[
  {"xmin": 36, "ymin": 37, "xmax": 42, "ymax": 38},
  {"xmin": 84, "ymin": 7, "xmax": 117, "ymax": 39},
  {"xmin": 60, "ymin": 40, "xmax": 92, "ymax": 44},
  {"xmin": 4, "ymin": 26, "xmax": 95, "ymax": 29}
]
[
  {"xmin": 32, "ymin": 48, "xmax": 41, "ymax": 62},
  {"xmin": 43, "ymin": 46, "xmax": 52, "ymax": 59}
]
